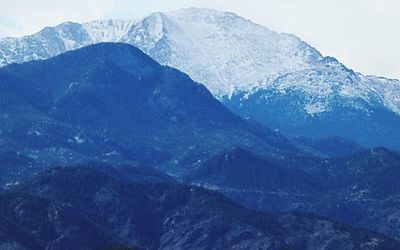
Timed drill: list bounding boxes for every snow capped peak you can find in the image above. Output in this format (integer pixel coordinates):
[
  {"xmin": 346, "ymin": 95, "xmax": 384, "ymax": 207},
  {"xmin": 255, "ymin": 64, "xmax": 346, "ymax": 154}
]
[
  {"xmin": 167, "ymin": 7, "xmax": 242, "ymax": 21},
  {"xmin": 0, "ymin": 8, "xmax": 399, "ymax": 115},
  {"xmin": 157, "ymin": 8, "xmax": 324, "ymax": 95},
  {"xmin": 82, "ymin": 19, "xmax": 136, "ymax": 43},
  {"xmin": 360, "ymin": 74, "xmax": 400, "ymax": 114},
  {"xmin": 49, "ymin": 22, "xmax": 90, "ymax": 51},
  {"xmin": 137, "ymin": 12, "xmax": 168, "ymax": 42}
]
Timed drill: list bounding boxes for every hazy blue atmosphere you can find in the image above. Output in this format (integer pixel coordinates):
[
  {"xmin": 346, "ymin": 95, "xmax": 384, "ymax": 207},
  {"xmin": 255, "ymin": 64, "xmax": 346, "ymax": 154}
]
[
  {"xmin": 0, "ymin": 0, "xmax": 398, "ymax": 79},
  {"xmin": 1, "ymin": 1, "xmax": 400, "ymax": 249}
]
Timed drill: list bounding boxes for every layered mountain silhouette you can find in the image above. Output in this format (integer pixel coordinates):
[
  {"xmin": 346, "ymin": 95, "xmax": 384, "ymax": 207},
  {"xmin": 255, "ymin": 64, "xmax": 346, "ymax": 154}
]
[
  {"xmin": 185, "ymin": 147, "xmax": 400, "ymax": 239},
  {"xmin": 1, "ymin": 166, "xmax": 398, "ymax": 250},
  {"xmin": 1, "ymin": 11, "xmax": 400, "ymax": 248}
]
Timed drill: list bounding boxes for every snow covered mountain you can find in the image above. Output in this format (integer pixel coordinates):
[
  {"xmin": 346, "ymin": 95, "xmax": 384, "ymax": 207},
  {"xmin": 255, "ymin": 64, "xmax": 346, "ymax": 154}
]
[{"xmin": 1, "ymin": 8, "xmax": 399, "ymax": 148}]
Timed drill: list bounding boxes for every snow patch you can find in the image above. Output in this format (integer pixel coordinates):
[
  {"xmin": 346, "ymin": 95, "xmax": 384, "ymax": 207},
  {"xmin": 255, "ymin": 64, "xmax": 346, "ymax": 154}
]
[
  {"xmin": 74, "ymin": 135, "xmax": 85, "ymax": 144},
  {"xmin": 304, "ymin": 103, "xmax": 327, "ymax": 116}
]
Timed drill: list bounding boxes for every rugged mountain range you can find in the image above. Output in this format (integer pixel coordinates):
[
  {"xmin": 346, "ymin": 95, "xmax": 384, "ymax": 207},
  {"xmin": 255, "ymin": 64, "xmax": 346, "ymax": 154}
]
[
  {"xmin": 1, "ymin": 8, "xmax": 400, "ymax": 248},
  {"xmin": 0, "ymin": 42, "xmax": 295, "ymax": 176},
  {"xmin": 0, "ymin": 8, "xmax": 400, "ymax": 148},
  {"xmin": 1, "ymin": 166, "xmax": 399, "ymax": 250}
]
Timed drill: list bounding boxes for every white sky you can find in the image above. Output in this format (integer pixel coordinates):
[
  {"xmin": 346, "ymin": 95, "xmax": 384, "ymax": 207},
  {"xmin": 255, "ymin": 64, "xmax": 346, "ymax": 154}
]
[{"xmin": 0, "ymin": 0, "xmax": 398, "ymax": 79}]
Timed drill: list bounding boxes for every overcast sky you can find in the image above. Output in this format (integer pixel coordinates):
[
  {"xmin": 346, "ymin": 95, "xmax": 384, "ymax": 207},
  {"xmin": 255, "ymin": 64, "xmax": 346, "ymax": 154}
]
[{"xmin": 0, "ymin": 0, "xmax": 398, "ymax": 79}]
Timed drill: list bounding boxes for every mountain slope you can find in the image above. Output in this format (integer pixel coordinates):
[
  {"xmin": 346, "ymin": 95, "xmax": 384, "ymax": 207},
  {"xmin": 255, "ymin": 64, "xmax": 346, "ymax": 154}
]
[
  {"xmin": 0, "ymin": 8, "xmax": 399, "ymax": 149},
  {"xmin": 323, "ymin": 148, "xmax": 400, "ymax": 239},
  {"xmin": 0, "ymin": 151, "xmax": 45, "ymax": 189},
  {"xmin": 185, "ymin": 148, "xmax": 326, "ymax": 212},
  {"xmin": 0, "ymin": 42, "xmax": 295, "ymax": 175},
  {"xmin": 1, "ymin": 166, "xmax": 398, "ymax": 250},
  {"xmin": 185, "ymin": 147, "xmax": 400, "ymax": 240},
  {"xmin": 289, "ymin": 136, "xmax": 365, "ymax": 157}
]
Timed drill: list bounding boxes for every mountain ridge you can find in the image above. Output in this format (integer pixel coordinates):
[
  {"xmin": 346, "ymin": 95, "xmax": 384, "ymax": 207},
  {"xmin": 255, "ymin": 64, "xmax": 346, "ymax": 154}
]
[
  {"xmin": 1, "ymin": 8, "xmax": 399, "ymax": 149},
  {"xmin": 2, "ymin": 165, "xmax": 399, "ymax": 250},
  {"xmin": 184, "ymin": 146, "xmax": 400, "ymax": 239},
  {"xmin": 0, "ymin": 42, "xmax": 296, "ymax": 176},
  {"xmin": 1, "ymin": 8, "xmax": 398, "ymax": 102}
]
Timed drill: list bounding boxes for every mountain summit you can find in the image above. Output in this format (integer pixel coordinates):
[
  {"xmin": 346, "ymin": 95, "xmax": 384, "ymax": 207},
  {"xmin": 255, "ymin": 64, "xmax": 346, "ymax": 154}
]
[
  {"xmin": 1, "ymin": 8, "xmax": 399, "ymax": 103},
  {"xmin": 0, "ymin": 8, "xmax": 399, "ymax": 148},
  {"xmin": 0, "ymin": 42, "xmax": 293, "ymax": 175},
  {"xmin": 0, "ymin": 8, "xmax": 329, "ymax": 95}
]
